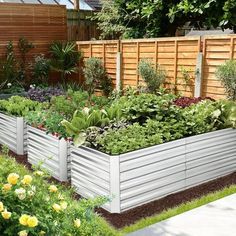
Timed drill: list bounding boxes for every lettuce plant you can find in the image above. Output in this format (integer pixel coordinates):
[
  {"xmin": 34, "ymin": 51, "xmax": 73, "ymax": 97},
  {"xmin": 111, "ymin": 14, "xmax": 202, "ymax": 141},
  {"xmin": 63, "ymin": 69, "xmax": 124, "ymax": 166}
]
[{"xmin": 0, "ymin": 96, "xmax": 46, "ymax": 117}]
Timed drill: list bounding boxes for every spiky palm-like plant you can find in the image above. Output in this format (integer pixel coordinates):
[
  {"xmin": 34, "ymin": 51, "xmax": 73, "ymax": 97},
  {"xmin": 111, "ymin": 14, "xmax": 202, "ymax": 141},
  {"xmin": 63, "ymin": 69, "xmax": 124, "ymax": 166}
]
[{"xmin": 50, "ymin": 41, "xmax": 81, "ymax": 85}]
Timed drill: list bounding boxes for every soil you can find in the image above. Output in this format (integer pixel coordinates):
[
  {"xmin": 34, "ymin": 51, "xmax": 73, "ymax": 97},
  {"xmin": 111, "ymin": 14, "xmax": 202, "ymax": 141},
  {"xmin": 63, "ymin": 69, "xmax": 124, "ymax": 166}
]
[{"xmin": 11, "ymin": 151, "xmax": 236, "ymax": 229}]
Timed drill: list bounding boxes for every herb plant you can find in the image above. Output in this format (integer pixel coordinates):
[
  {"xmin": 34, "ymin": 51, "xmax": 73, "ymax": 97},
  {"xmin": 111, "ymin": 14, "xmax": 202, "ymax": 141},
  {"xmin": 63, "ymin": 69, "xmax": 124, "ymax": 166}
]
[
  {"xmin": 83, "ymin": 57, "xmax": 113, "ymax": 97},
  {"xmin": 96, "ymin": 119, "xmax": 187, "ymax": 155},
  {"xmin": 138, "ymin": 59, "xmax": 166, "ymax": 93}
]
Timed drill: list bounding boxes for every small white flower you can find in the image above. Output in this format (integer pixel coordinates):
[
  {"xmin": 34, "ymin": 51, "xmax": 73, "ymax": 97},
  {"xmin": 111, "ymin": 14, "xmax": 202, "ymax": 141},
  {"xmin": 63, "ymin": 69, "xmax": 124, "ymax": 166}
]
[
  {"xmin": 29, "ymin": 84, "xmax": 36, "ymax": 89},
  {"xmin": 27, "ymin": 185, "xmax": 36, "ymax": 197},
  {"xmin": 15, "ymin": 188, "xmax": 26, "ymax": 200},
  {"xmin": 45, "ymin": 196, "xmax": 50, "ymax": 201},
  {"xmin": 7, "ymin": 83, "xmax": 12, "ymax": 88},
  {"xmin": 27, "ymin": 191, "xmax": 35, "ymax": 197}
]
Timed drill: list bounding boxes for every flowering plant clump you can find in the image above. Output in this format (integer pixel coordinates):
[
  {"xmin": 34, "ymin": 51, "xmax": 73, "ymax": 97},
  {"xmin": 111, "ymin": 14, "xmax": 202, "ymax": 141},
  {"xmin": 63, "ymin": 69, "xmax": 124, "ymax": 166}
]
[{"xmin": 0, "ymin": 155, "xmax": 115, "ymax": 236}]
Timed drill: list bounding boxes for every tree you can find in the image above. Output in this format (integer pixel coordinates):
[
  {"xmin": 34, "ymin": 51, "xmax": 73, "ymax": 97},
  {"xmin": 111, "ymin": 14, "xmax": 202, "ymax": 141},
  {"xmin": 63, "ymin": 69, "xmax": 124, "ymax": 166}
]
[
  {"xmin": 90, "ymin": 0, "xmax": 129, "ymax": 39},
  {"xmin": 93, "ymin": 0, "xmax": 236, "ymax": 39}
]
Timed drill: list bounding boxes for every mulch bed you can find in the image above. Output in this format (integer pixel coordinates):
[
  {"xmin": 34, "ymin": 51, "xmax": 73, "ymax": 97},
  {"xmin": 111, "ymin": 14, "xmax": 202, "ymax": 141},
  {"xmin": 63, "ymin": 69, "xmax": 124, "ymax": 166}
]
[{"xmin": 10, "ymin": 151, "xmax": 236, "ymax": 229}]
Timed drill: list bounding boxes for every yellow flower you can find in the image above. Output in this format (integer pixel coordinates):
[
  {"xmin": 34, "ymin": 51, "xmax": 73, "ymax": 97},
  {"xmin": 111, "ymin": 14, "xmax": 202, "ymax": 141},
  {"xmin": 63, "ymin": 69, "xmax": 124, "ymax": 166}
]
[
  {"xmin": 2, "ymin": 183, "xmax": 12, "ymax": 191},
  {"xmin": 49, "ymin": 185, "xmax": 58, "ymax": 193},
  {"xmin": 27, "ymin": 216, "xmax": 38, "ymax": 228},
  {"xmin": 34, "ymin": 170, "xmax": 44, "ymax": 176},
  {"xmin": 60, "ymin": 201, "xmax": 68, "ymax": 210},
  {"xmin": 52, "ymin": 203, "xmax": 61, "ymax": 212},
  {"xmin": 1, "ymin": 209, "xmax": 11, "ymax": 220},
  {"xmin": 19, "ymin": 214, "xmax": 30, "ymax": 226},
  {"xmin": 7, "ymin": 173, "xmax": 19, "ymax": 185},
  {"xmin": 74, "ymin": 218, "xmax": 81, "ymax": 228},
  {"xmin": 0, "ymin": 202, "xmax": 4, "ymax": 212},
  {"xmin": 18, "ymin": 230, "xmax": 28, "ymax": 236},
  {"xmin": 21, "ymin": 175, "xmax": 32, "ymax": 185}
]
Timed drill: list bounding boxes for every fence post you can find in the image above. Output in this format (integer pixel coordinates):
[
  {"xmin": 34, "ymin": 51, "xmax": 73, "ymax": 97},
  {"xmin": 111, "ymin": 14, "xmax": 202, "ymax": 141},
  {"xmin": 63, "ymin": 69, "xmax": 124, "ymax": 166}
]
[
  {"xmin": 110, "ymin": 155, "xmax": 121, "ymax": 213},
  {"xmin": 116, "ymin": 52, "xmax": 122, "ymax": 91},
  {"xmin": 194, "ymin": 52, "xmax": 203, "ymax": 97}
]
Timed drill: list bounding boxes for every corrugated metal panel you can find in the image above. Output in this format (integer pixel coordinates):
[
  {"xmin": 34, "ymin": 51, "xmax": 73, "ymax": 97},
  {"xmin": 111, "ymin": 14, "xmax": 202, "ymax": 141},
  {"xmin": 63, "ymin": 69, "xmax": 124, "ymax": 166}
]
[
  {"xmin": 186, "ymin": 128, "xmax": 236, "ymax": 187},
  {"xmin": 70, "ymin": 146, "xmax": 111, "ymax": 211},
  {"xmin": 120, "ymin": 141, "xmax": 186, "ymax": 211},
  {"xmin": 27, "ymin": 126, "xmax": 70, "ymax": 181},
  {"xmin": 0, "ymin": 113, "xmax": 27, "ymax": 154},
  {"xmin": 121, "ymin": 180, "xmax": 185, "ymax": 211}
]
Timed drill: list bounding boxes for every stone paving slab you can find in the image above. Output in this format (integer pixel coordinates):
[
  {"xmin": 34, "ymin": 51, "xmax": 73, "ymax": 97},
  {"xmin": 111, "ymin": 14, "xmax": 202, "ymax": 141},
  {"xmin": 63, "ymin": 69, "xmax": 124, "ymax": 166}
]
[{"xmin": 127, "ymin": 193, "xmax": 236, "ymax": 236}]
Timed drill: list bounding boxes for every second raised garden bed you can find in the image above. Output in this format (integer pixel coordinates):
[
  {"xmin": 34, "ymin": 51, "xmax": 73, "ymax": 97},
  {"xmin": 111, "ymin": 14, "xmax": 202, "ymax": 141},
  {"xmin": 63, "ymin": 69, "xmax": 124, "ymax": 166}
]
[
  {"xmin": 27, "ymin": 126, "xmax": 70, "ymax": 182},
  {"xmin": 70, "ymin": 128, "xmax": 236, "ymax": 213}
]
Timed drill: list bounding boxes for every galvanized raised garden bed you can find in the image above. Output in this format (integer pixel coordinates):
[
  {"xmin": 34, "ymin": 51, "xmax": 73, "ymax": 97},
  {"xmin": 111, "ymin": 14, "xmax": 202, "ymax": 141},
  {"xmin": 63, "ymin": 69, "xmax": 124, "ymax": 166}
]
[
  {"xmin": 0, "ymin": 113, "xmax": 27, "ymax": 155},
  {"xmin": 27, "ymin": 126, "xmax": 70, "ymax": 182},
  {"xmin": 70, "ymin": 128, "xmax": 236, "ymax": 213}
]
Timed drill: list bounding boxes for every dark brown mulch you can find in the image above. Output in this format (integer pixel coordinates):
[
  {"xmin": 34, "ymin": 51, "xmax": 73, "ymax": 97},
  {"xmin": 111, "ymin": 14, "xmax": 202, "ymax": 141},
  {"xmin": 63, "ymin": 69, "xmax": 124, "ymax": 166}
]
[{"xmin": 10, "ymin": 152, "xmax": 236, "ymax": 229}]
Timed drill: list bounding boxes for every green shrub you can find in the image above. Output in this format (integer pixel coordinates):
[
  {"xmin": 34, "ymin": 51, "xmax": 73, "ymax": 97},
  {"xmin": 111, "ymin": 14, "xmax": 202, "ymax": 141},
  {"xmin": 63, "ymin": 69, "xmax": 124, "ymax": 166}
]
[
  {"xmin": 31, "ymin": 54, "xmax": 50, "ymax": 86},
  {"xmin": 0, "ymin": 42, "xmax": 18, "ymax": 88},
  {"xmin": 0, "ymin": 154, "xmax": 118, "ymax": 236},
  {"xmin": 18, "ymin": 37, "xmax": 34, "ymax": 81},
  {"xmin": 0, "ymin": 96, "xmax": 46, "ymax": 117},
  {"xmin": 216, "ymin": 60, "xmax": 236, "ymax": 100},
  {"xmin": 138, "ymin": 59, "xmax": 166, "ymax": 93},
  {"xmin": 83, "ymin": 57, "xmax": 113, "ymax": 97}
]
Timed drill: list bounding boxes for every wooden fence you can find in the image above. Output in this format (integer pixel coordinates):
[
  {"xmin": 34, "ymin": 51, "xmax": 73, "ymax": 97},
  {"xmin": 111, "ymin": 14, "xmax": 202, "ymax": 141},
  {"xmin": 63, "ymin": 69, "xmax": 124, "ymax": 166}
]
[
  {"xmin": 77, "ymin": 35, "xmax": 236, "ymax": 99},
  {"xmin": 0, "ymin": 3, "xmax": 67, "ymax": 61},
  {"xmin": 67, "ymin": 10, "xmax": 100, "ymax": 41},
  {"xmin": 202, "ymin": 36, "xmax": 236, "ymax": 99}
]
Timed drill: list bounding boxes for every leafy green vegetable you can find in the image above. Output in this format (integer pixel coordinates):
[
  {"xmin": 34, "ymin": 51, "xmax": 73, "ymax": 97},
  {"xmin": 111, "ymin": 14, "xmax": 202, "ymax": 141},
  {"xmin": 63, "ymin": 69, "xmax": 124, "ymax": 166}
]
[
  {"xmin": 118, "ymin": 93, "xmax": 177, "ymax": 123},
  {"xmin": 0, "ymin": 96, "xmax": 46, "ymax": 117},
  {"xmin": 96, "ymin": 119, "xmax": 187, "ymax": 155},
  {"xmin": 61, "ymin": 104, "xmax": 123, "ymax": 146},
  {"xmin": 25, "ymin": 111, "xmax": 67, "ymax": 138}
]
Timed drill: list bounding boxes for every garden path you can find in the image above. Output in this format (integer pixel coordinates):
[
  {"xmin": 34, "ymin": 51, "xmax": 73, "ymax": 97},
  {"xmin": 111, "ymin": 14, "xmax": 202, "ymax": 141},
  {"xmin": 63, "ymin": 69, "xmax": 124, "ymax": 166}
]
[{"xmin": 127, "ymin": 193, "xmax": 236, "ymax": 236}]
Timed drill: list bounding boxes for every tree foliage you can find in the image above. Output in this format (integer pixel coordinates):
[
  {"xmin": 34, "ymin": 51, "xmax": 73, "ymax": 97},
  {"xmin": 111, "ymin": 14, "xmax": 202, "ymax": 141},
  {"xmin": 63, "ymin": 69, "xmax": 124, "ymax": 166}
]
[{"xmin": 93, "ymin": 0, "xmax": 236, "ymax": 39}]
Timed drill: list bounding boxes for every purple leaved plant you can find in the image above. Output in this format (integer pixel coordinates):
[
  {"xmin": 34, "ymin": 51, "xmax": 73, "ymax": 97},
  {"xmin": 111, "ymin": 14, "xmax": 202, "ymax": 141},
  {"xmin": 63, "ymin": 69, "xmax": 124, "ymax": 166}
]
[
  {"xmin": 27, "ymin": 87, "xmax": 65, "ymax": 102},
  {"xmin": 173, "ymin": 96, "xmax": 215, "ymax": 108}
]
